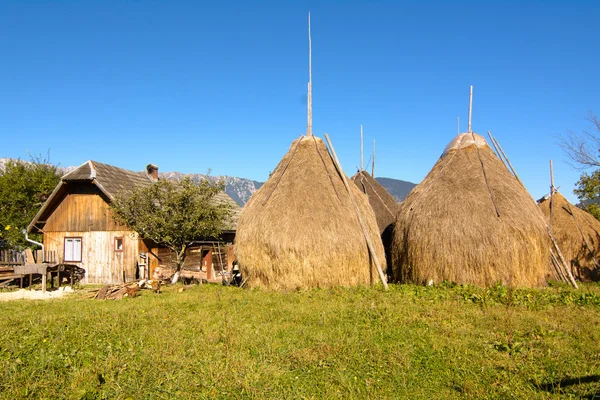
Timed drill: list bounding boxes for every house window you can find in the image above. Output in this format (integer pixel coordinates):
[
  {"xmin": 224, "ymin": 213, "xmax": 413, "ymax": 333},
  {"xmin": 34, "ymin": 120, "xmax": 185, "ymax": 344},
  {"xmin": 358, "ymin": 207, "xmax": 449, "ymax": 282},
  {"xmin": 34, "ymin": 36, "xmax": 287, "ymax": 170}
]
[
  {"xmin": 115, "ymin": 237, "xmax": 124, "ymax": 252},
  {"xmin": 64, "ymin": 237, "xmax": 82, "ymax": 262}
]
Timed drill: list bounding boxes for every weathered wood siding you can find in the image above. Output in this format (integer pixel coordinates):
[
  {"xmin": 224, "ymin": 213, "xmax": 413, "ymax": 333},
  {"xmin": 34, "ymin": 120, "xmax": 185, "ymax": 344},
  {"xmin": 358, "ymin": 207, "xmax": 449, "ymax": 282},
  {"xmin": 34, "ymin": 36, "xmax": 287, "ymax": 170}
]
[
  {"xmin": 44, "ymin": 189, "xmax": 127, "ymax": 232},
  {"xmin": 156, "ymin": 244, "xmax": 230, "ymax": 273},
  {"xmin": 43, "ymin": 231, "xmax": 141, "ymax": 284}
]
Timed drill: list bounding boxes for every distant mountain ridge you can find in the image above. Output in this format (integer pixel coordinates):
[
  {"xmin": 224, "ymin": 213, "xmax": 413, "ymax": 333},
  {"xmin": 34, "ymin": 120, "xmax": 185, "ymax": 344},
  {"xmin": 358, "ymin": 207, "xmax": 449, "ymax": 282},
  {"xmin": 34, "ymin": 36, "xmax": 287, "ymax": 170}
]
[
  {"xmin": 1, "ymin": 158, "xmax": 415, "ymax": 206},
  {"xmin": 162, "ymin": 172, "xmax": 415, "ymax": 206}
]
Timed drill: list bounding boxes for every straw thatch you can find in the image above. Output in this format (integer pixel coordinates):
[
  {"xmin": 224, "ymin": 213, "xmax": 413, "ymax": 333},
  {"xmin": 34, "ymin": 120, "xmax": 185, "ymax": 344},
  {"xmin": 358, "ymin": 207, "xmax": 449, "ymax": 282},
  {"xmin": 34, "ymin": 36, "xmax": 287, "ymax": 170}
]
[
  {"xmin": 351, "ymin": 171, "xmax": 399, "ymax": 234},
  {"xmin": 234, "ymin": 135, "xmax": 385, "ymax": 290},
  {"xmin": 538, "ymin": 192, "xmax": 600, "ymax": 281},
  {"xmin": 392, "ymin": 133, "xmax": 550, "ymax": 287},
  {"xmin": 352, "ymin": 170, "xmax": 399, "ymax": 279}
]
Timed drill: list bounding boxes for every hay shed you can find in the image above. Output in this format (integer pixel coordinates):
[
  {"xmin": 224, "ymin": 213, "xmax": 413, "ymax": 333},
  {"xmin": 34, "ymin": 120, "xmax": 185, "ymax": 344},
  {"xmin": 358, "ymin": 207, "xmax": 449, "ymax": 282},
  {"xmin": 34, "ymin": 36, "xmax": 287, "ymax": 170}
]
[
  {"xmin": 538, "ymin": 192, "xmax": 600, "ymax": 281},
  {"xmin": 392, "ymin": 132, "xmax": 550, "ymax": 287},
  {"xmin": 234, "ymin": 135, "xmax": 385, "ymax": 290}
]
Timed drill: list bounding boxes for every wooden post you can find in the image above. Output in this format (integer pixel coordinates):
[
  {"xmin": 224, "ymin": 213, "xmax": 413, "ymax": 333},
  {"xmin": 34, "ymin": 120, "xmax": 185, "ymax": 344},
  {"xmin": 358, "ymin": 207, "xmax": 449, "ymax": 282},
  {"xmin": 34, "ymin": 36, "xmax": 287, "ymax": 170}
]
[
  {"xmin": 306, "ymin": 12, "xmax": 313, "ymax": 136},
  {"xmin": 324, "ymin": 133, "xmax": 388, "ymax": 290},
  {"xmin": 468, "ymin": 86, "xmax": 473, "ymax": 133},
  {"xmin": 549, "ymin": 160, "xmax": 555, "ymax": 234},
  {"xmin": 29, "ymin": 273, "xmax": 32, "ymax": 290},
  {"xmin": 360, "ymin": 125, "xmax": 364, "ymax": 171},
  {"xmin": 41, "ymin": 271, "xmax": 46, "ymax": 293},
  {"xmin": 372, "ymin": 139, "xmax": 376, "ymax": 177}
]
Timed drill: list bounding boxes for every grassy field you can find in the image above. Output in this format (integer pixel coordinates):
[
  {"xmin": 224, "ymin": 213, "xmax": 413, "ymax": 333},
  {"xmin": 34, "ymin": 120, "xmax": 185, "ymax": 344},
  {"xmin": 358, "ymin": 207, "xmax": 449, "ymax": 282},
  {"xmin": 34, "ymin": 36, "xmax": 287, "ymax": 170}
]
[{"xmin": 1, "ymin": 282, "xmax": 600, "ymax": 399}]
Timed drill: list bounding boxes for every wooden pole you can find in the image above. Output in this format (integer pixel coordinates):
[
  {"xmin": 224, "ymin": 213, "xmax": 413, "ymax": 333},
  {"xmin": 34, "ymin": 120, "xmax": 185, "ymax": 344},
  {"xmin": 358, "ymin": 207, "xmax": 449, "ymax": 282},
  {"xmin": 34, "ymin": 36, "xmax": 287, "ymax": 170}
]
[
  {"xmin": 372, "ymin": 139, "xmax": 376, "ymax": 177},
  {"xmin": 491, "ymin": 135, "xmax": 525, "ymax": 188},
  {"xmin": 468, "ymin": 86, "xmax": 473, "ymax": 133},
  {"xmin": 324, "ymin": 133, "xmax": 388, "ymax": 290},
  {"xmin": 360, "ymin": 125, "xmax": 364, "ymax": 171},
  {"xmin": 457, "ymin": 117, "xmax": 460, "ymax": 135},
  {"xmin": 487, "ymin": 131, "xmax": 507, "ymax": 169},
  {"xmin": 306, "ymin": 12, "xmax": 313, "ymax": 136},
  {"xmin": 549, "ymin": 160, "xmax": 555, "ymax": 234}
]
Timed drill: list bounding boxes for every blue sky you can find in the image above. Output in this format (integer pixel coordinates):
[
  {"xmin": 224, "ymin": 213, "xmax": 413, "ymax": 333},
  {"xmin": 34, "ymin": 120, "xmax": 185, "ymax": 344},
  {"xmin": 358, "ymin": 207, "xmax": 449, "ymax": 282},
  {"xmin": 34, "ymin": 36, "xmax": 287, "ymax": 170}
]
[{"xmin": 1, "ymin": 1, "xmax": 599, "ymax": 203}]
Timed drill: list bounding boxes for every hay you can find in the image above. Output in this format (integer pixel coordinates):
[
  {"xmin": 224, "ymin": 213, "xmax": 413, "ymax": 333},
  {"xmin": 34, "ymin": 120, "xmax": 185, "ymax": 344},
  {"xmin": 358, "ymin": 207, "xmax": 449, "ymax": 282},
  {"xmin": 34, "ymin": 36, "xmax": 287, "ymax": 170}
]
[
  {"xmin": 351, "ymin": 170, "xmax": 399, "ymax": 235},
  {"xmin": 234, "ymin": 136, "xmax": 385, "ymax": 290},
  {"xmin": 392, "ymin": 133, "xmax": 550, "ymax": 288},
  {"xmin": 539, "ymin": 192, "xmax": 600, "ymax": 281}
]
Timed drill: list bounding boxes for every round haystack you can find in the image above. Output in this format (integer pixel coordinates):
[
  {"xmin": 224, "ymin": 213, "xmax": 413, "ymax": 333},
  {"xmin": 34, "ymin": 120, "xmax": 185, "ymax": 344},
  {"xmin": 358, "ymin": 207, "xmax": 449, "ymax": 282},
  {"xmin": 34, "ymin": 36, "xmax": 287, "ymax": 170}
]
[
  {"xmin": 235, "ymin": 135, "xmax": 386, "ymax": 290},
  {"xmin": 538, "ymin": 192, "xmax": 600, "ymax": 281},
  {"xmin": 392, "ymin": 133, "xmax": 550, "ymax": 287}
]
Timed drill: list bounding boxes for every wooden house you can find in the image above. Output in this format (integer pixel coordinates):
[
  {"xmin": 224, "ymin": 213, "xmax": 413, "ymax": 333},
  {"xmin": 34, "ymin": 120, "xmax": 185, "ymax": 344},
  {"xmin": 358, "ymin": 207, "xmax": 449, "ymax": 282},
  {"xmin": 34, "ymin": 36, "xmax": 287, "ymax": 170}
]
[{"xmin": 27, "ymin": 160, "xmax": 240, "ymax": 284}]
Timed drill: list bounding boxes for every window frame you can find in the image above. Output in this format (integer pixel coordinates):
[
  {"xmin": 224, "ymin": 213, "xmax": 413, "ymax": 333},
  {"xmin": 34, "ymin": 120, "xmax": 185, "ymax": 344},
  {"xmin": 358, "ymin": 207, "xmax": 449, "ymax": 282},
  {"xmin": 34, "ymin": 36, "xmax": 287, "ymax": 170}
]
[
  {"xmin": 64, "ymin": 237, "xmax": 83, "ymax": 262},
  {"xmin": 114, "ymin": 237, "xmax": 124, "ymax": 253}
]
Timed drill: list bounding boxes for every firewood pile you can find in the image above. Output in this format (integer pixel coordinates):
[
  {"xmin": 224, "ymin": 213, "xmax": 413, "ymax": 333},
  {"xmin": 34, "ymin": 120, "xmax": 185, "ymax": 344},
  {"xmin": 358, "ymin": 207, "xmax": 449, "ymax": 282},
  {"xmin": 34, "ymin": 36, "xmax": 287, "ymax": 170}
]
[{"xmin": 85, "ymin": 279, "xmax": 163, "ymax": 300}]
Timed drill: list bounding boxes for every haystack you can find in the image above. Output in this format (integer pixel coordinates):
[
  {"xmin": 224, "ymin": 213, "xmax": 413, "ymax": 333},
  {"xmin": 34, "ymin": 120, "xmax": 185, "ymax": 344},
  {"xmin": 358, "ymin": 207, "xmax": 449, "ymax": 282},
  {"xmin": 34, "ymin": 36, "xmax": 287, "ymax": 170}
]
[
  {"xmin": 352, "ymin": 171, "xmax": 399, "ymax": 234},
  {"xmin": 392, "ymin": 133, "xmax": 550, "ymax": 287},
  {"xmin": 538, "ymin": 192, "xmax": 600, "ymax": 281},
  {"xmin": 352, "ymin": 170, "xmax": 399, "ymax": 278},
  {"xmin": 234, "ymin": 135, "xmax": 385, "ymax": 290}
]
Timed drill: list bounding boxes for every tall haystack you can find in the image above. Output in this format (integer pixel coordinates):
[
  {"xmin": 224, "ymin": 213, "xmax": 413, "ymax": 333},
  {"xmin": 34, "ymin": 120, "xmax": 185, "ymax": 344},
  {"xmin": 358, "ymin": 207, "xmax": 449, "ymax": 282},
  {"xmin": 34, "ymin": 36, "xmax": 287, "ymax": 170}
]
[
  {"xmin": 392, "ymin": 132, "xmax": 550, "ymax": 287},
  {"xmin": 234, "ymin": 135, "xmax": 385, "ymax": 290},
  {"xmin": 538, "ymin": 192, "xmax": 600, "ymax": 281}
]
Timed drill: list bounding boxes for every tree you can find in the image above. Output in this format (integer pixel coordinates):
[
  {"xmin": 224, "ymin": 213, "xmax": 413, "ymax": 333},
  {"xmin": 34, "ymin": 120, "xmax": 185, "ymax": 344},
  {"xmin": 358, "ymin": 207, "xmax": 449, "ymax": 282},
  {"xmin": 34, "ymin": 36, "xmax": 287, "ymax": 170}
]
[
  {"xmin": 574, "ymin": 170, "xmax": 600, "ymax": 220},
  {"xmin": 559, "ymin": 111, "xmax": 600, "ymax": 169},
  {"xmin": 560, "ymin": 111, "xmax": 600, "ymax": 220},
  {"xmin": 0, "ymin": 155, "xmax": 61, "ymax": 249},
  {"xmin": 109, "ymin": 177, "xmax": 233, "ymax": 284}
]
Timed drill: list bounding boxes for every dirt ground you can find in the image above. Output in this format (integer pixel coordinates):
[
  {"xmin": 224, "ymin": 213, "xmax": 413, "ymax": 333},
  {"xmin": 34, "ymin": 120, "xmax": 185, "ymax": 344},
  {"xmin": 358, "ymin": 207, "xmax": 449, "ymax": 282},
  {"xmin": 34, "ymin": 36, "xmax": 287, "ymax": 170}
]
[{"xmin": 0, "ymin": 286, "xmax": 74, "ymax": 301}]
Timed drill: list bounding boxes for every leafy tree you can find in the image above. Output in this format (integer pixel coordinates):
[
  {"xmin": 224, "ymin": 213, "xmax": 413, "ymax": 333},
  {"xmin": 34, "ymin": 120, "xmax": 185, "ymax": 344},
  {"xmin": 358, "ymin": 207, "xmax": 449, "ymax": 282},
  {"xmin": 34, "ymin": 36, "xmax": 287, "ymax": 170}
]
[
  {"xmin": 109, "ymin": 177, "xmax": 233, "ymax": 284},
  {"xmin": 0, "ymin": 155, "xmax": 61, "ymax": 249},
  {"xmin": 574, "ymin": 170, "xmax": 600, "ymax": 220},
  {"xmin": 560, "ymin": 112, "xmax": 600, "ymax": 220}
]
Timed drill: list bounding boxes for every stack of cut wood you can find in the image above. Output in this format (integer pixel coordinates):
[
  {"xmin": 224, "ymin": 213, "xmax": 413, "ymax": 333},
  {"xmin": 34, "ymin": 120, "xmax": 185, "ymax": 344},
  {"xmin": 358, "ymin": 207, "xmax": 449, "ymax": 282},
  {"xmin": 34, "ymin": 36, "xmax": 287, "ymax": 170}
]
[{"xmin": 88, "ymin": 280, "xmax": 162, "ymax": 300}]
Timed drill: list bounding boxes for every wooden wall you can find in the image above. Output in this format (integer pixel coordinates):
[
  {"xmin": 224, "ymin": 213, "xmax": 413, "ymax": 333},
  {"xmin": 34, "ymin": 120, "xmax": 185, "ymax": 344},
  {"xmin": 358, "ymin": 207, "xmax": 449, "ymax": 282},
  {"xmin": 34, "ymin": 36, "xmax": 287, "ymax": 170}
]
[
  {"xmin": 43, "ymin": 231, "xmax": 141, "ymax": 284},
  {"xmin": 44, "ymin": 190, "xmax": 127, "ymax": 232}
]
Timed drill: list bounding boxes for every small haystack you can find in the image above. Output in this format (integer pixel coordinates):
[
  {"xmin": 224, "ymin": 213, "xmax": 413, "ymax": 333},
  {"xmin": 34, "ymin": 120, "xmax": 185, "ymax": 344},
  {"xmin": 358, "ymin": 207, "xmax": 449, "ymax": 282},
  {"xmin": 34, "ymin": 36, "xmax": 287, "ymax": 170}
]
[
  {"xmin": 234, "ymin": 136, "xmax": 385, "ymax": 290},
  {"xmin": 352, "ymin": 170, "xmax": 399, "ymax": 234},
  {"xmin": 352, "ymin": 170, "xmax": 399, "ymax": 278},
  {"xmin": 538, "ymin": 192, "xmax": 600, "ymax": 281},
  {"xmin": 392, "ymin": 132, "xmax": 550, "ymax": 287}
]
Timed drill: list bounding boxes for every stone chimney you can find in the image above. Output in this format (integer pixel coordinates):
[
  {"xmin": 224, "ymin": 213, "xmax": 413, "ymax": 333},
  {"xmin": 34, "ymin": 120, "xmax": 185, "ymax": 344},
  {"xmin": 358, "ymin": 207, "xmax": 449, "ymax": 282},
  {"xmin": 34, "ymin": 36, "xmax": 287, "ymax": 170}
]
[{"xmin": 146, "ymin": 164, "xmax": 159, "ymax": 181}]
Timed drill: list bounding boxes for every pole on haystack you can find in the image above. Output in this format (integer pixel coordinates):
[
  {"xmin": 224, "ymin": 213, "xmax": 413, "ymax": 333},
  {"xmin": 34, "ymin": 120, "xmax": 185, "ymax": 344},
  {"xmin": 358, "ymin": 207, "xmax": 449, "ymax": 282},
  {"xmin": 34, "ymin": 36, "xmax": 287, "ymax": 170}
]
[
  {"xmin": 549, "ymin": 160, "xmax": 555, "ymax": 234},
  {"xmin": 372, "ymin": 139, "xmax": 376, "ymax": 177},
  {"xmin": 306, "ymin": 12, "xmax": 313, "ymax": 136},
  {"xmin": 457, "ymin": 117, "xmax": 460, "ymax": 135},
  {"xmin": 360, "ymin": 125, "xmax": 364, "ymax": 171},
  {"xmin": 324, "ymin": 133, "xmax": 388, "ymax": 290},
  {"xmin": 468, "ymin": 86, "xmax": 473, "ymax": 133}
]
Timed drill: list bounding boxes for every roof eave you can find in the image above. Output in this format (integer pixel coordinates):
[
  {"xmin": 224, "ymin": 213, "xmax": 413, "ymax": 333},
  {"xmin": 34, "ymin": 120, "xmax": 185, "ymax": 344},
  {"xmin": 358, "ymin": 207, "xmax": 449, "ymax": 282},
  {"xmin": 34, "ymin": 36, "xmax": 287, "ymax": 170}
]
[{"xmin": 27, "ymin": 181, "xmax": 66, "ymax": 233}]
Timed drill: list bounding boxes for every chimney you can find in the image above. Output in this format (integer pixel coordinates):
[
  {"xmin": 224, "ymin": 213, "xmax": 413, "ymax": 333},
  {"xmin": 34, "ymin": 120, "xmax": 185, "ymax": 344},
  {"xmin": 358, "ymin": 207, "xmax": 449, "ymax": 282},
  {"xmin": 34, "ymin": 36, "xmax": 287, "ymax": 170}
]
[{"xmin": 146, "ymin": 164, "xmax": 159, "ymax": 181}]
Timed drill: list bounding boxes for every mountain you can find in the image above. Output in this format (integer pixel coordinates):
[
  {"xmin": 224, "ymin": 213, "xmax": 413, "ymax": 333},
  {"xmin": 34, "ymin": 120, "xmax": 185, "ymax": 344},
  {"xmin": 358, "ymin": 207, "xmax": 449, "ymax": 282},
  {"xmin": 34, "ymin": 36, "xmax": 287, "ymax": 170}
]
[
  {"xmin": 161, "ymin": 172, "xmax": 415, "ymax": 206},
  {"xmin": 159, "ymin": 171, "xmax": 263, "ymax": 206},
  {"xmin": 1, "ymin": 158, "xmax": 414, "ymax": 206},
  {"xmin": 374, "ymin": 177, "xmax": 417, "ymax": 202}
]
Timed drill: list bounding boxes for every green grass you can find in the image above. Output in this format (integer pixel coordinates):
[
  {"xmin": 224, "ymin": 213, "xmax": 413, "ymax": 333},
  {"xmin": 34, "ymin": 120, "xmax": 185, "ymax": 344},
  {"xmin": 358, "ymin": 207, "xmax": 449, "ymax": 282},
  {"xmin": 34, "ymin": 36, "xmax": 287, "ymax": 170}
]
[{"xmin": 1, "ymin": 283, "xmax": 600, "ymax": 399}]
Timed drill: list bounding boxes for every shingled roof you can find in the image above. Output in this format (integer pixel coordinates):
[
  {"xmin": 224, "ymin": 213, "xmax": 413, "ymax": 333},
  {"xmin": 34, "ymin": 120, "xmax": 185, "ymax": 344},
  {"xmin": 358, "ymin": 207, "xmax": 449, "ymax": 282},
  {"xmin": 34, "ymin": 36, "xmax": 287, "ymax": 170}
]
[
  {"xmin": 61, "ymin": 160, "xmax": 154, "ymax": 200},
  {"xmin": 28, "ymin": 160, "xmax": 241, "ymax": 232}
]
